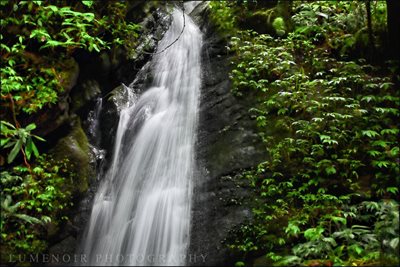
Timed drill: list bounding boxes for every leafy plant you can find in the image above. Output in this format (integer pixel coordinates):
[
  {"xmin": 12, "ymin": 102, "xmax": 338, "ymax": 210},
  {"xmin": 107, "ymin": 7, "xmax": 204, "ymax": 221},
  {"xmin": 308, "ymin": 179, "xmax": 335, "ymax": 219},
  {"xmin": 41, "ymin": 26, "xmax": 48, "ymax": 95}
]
[
  {"xmin": 222, "ymin": 1, "xmax": 399, "ymax": 266},
  {"xmin": 1, "ymin": 195, "xmax": 42, "ymax": 229},
  {"xmin": 208, "ymin": 1, "xmax": 240, "ymax": 35},
  {"xmin": 0, "ymin": 0, "xmax": 140, "ymax": 114},
  {"xmin": 1, "ymin": 155, "xmax": 74, "ymax": 263},
  {"xmin": 1, "ymin": 121, "xmax": 44, "ymax": 164},
  {"xmin": 278, "ymin": 201, "xmax": 399, "ymax": 266}
]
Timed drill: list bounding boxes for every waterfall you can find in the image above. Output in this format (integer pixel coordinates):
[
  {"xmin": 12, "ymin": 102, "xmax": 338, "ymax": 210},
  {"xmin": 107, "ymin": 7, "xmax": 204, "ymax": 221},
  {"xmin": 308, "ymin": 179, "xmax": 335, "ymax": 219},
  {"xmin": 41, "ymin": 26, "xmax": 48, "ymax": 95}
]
[
  {"xmin": 87, "ymin": 97, "xmax": 103, "ymax": 146},
  {"xmin": 80, "ymin": 3, "xmax": 202, "ymax": 266}
]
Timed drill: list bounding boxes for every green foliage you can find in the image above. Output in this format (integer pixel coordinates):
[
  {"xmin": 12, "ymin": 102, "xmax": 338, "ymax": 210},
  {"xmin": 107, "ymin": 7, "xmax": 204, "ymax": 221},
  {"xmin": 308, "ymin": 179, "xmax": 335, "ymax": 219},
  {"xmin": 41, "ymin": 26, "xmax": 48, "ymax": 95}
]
[
  {"xmin": 226, "ymin": 1, "xmax": 399, "ymax": 266},
  {"xmin": 1, "ymin": 121, "xmax": 44, "ymax": 164},
  {"xmin": 208, "ymin": 1, "xmax": 237, "ymax": 35},
  {"xmin": 272, "ymin": 17, "xmax": 286, "ymax": 36},
  {"xmin": 291, "ymin": 1, "xmax": 388, "ymax": 58},
  {"xmin": 0, "ymin": 0, "xmax": 140, "ymax": 114},
  {"xmin": 0, "ymin": 155, "xmax": 74, "ymax": 263},
  {"xmin": 275, "ymin": 200, "xmax": 399, "ymax": 266},
  {"xmin": 1, "ymin": 195, "xmax": 42, "ymax": 226}
]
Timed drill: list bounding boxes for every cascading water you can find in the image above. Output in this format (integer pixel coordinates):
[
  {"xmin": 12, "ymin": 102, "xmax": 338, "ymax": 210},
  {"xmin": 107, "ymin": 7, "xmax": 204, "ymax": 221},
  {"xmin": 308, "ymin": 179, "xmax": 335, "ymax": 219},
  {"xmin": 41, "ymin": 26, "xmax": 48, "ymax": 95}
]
[
  {"xmin": 80, "ymin": 3, "xmax": 202, "ymax": 266},
  {"xmin": 87, "ymin": 98, "xmax": 103, "ymax": 143}
]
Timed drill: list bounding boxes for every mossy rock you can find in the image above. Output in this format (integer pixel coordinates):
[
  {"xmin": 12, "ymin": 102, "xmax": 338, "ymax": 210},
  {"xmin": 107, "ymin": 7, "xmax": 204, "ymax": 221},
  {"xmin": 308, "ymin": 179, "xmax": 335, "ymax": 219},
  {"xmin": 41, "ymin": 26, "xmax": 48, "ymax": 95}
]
[
  {"xmin": 50, "ymin": 117, "xmax": 92, "ymax": 196},
  {"xmin": 238, "ymin": 8, "xmax": 278, "ymax": 34},
  {"xmin": 58, "ymin": 57, "xmax": 80, "ymax": 92}
]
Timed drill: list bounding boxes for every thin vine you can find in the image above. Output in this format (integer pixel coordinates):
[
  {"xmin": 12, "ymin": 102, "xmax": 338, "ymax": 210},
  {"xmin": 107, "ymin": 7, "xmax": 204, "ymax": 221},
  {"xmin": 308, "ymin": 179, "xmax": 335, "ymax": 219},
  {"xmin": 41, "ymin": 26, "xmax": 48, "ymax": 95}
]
[{"xmin": 143, "ymin": 3, "xmax": 186, "ymax": 55}]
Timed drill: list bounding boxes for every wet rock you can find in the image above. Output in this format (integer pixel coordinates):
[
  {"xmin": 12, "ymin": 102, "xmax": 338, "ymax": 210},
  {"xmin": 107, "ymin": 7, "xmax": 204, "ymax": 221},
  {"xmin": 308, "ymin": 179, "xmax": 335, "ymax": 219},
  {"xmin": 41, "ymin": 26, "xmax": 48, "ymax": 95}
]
[
  {"xmin": 99, "ymin": 84, "xmax": 129, "ymax": 152},
  {"xmin": 70, "ymin": 79, "xmax": 101, "ymax": 113},
  {"xmin": 50, "ymin": 117, "xmax": 92, "ymax": 197},
  {"xmin": 112, "ymin": 4, "xmax": 171, "ymax": 85},
  {"xmin": 46, "ymin": 117, "xmax": 93, "ymax": 266},
  {"xmin": 190, "ymin": 1, "xmax": 212, "ymax": 32},
  {"xmin": 189, "ymin": 3, "xmax": 267, "ymax": 266},
  {"xmin": 59, "ymin": 58, "xmax": 80, "ymax": 92}
]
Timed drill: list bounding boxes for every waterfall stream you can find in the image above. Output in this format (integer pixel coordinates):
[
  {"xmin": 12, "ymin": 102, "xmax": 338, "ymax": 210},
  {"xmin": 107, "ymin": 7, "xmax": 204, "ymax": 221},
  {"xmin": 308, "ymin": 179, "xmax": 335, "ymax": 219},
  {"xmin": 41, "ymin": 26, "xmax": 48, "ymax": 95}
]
[{"xmin": 80, "ymin": 3, "xmax": 202, "ymax": 266}]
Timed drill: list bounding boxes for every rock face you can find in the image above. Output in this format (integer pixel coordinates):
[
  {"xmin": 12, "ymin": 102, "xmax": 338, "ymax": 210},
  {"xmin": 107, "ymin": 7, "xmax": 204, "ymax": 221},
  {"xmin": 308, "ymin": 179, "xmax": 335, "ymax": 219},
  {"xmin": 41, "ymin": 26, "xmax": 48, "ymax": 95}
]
[
  {"xmin": 50, "ymin": 117, "xmax": 92, "ymax": 196},
  {"xmin": 189, "ymin": 3, "xmax": 267, "ymax": 266},
  {"xmin": 46, "ymin": 117, "xmax": 92, "ymax": 266}
]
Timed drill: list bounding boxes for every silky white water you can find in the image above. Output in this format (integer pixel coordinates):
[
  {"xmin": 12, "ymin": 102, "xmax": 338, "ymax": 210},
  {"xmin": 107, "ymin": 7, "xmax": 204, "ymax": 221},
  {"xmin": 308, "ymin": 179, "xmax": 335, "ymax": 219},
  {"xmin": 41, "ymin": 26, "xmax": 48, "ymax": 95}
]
[{"xmin": 80, "ymin": 4, "xmax": 202, "ymax": 266}]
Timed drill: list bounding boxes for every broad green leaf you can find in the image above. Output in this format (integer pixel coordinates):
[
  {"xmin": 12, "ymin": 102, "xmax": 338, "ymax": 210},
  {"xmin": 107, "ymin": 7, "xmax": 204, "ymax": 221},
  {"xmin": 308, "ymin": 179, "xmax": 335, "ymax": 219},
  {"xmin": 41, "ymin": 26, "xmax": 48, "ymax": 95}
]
[
  {"xmin": 14, "ymin": 214, "xmax": 42, "ymax": 225},
  {"xmin": 32, "ymin": 135, "xmax": 45, "ymax": 142},
  {"xmin": 386, "ymin": 187, "xmax": 399, "ymax": 194},
  {"xmin": 0, "ymin": 138, "xmax": 10, "ymax": 147},
  {"xmin": 367, "ymin": 150, "xmax": 381, "ymax": 157},
  {"xmin": 372, "ymin": 160, "xmax": 390, "ymax": 168},
  {"xmin": 234, "ymin": 261, "xmax": 245, "ymax": 267},
  {"xmin": 361, "ymin": 130, "xmax": 380, "ymax": 138},
  {"xmin": 380, "ymin": 128, "xmax": 399, "ymax": 135},
  {"xmin": 25, "ymin": 138, "xmax": 32, "ymax": 160},
  {"xmin": 363, "ymin": 201, "xmax": 379, "ymax": 211},
  {"xmin": 304, "ymin": 227, "xmax": 324, "ymax": 241},
  {"xmin": 41, "ymin": 216, "xmax": 52, "ymax": 224},
  {"xmin": 25, "ymin": 123, "xmax": 36, "ymax": 131},
  {"xmin": 285, "ymin": 222, "xmax": 300, "ymax": 236},
  {"xmin": 81, "ymin": 1, "xmax": 94, "ymax": 8},
  {"xmin": 33, "ymin": 167, "xmax": 43, "ymax": 174},
  {"xmin": 319, "ymin": 135, "xmax": 330, "ymax": 141},
  {"xmin": 45, "ymin": 5, "xmax": 58, "ymax": 12},
  {"xmin": 31, "ymin": 141, "xmax": 39, "ymax": 158},
  {"xmin": 29, "ymin": 29, "xmax": 51, "ymax": 39},
  {"xmin": 371, "ymin": 140, "xmax": 387, "ymax": 148},
  {"xmin": 380, "ymin": 82, "xmax": 394, "ymax": 90},
  {"xmin": 325, "ymin": 166, "xmax": 336, "ymax": 175},
  {"xmin": 349, "ymin": 244, "xmax": 363, "ymax": 255},
  {"xmin": 1, "ymin": 121, "xmax": 16, "ymax": 129},
  {"xmin": 331, "ymin": 216, "xmax": 346, "ymax": 225},
  {"xmin": 390, "ymin": 147, "xmax": 399, "ymax": 156},
  {"xmin": 389, "ymin": 237, "xmax": 399, "ymax": 249},
  {"xmin": 7, "ymin": 139, "xmax": 22, "ymax": 163}
]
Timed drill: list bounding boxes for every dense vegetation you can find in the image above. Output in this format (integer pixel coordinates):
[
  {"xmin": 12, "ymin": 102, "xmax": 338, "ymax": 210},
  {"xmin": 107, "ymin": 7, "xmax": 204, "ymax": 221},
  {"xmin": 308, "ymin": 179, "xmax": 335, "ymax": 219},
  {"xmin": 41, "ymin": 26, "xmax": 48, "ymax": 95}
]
[
  {"xmin": 210, "ymin": 1, "xmax": 399, "ymax": 266},
  {"xmin": 1, "ymin": 0, "xmax": 139, "ymax": 115},
  {"xmin": 0, "ymin": 0, "xmax": 399, "ymax": 266},
  {"xmin": 0, "ymin": 0, "xmax": 140, "ymax": 264}
]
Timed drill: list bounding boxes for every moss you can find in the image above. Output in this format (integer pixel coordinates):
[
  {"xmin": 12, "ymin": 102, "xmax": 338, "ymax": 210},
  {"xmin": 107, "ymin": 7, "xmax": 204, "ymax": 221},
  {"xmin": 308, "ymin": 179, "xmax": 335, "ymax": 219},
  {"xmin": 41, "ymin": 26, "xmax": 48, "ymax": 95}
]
[
  {"xmin": 58, "ymin": 57, "xmax": 79, "ymax": 92},
  {"xmin": 50, "ymin": 117, "xmax": 91, "ymax": 196}
]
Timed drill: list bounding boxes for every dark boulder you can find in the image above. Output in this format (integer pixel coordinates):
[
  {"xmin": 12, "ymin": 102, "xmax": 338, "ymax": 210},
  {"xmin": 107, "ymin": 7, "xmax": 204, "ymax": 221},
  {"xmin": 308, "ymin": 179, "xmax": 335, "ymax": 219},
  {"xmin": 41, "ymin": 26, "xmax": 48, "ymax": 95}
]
[{"xmin": 49, "ymin": 116, "xmax": 92, "ymax": 197}]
